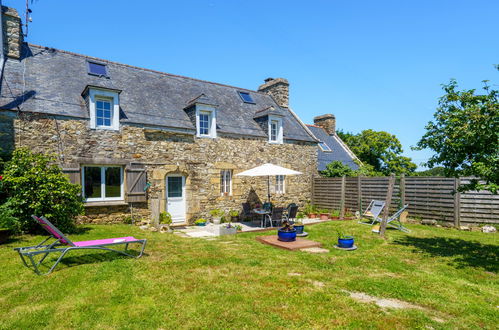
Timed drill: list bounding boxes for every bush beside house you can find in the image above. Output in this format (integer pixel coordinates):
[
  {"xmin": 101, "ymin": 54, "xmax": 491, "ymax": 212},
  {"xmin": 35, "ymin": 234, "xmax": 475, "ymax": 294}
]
[{"xmin": 0, "ymin": 148, "xmax": 84, "ymax": 233}]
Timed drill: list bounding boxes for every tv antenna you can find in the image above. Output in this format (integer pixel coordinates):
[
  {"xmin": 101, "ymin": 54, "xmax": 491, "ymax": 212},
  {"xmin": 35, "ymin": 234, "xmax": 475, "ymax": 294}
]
[{"xmin": 24, "ymin": 0, "xmax": 34, "ymax": 37}]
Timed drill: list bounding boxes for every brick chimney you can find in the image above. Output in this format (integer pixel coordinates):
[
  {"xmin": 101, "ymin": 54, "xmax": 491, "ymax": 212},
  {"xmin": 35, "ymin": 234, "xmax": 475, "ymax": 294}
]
[
  {"xmin": 2, "ymin": 6, "xmax": 23, "ymax": 59},
  {"xmin": 314, "ymin": 114, "xmax": 336, "ymax": 135},
  {"xmin": 258, "ymin": 78, "xmax": 289, "ymax": 108}
]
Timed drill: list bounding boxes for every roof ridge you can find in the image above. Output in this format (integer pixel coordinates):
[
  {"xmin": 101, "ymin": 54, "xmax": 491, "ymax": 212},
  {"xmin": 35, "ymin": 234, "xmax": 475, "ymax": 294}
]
[{"xmin": 26, "ymin": 43, "xmax": 267, "ymax": 95}]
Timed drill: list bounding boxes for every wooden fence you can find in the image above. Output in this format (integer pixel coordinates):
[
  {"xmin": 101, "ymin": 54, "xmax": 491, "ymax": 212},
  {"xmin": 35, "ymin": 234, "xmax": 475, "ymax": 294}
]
[{"xmin": 312, "ymin": 176, "xmax": 499, "ymax": 226}]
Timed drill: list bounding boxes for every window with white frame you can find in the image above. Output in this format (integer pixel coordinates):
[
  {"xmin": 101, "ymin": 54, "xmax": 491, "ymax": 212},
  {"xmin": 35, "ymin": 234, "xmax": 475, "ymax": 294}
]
[
  {"xmin": 82, "ymin": 166, "xmax": 123, "ymax": 202},
  {"xmin": 196, "ymin": 105, "xmax": 217, "ymax": 138},
  {"xmin": 275, "ymin": 175, "xmax": 285, "ymax": 194},
  {"xmin": 220, "ymin": 170, "xmax": 232, "ymax": 196},
  {"xmin": 268, "ymin": 116, "xmax": 283, "ymax": 144},
  {"xmin": 87, "ymin": 88, "xmax": 120, "ymax": 130}
]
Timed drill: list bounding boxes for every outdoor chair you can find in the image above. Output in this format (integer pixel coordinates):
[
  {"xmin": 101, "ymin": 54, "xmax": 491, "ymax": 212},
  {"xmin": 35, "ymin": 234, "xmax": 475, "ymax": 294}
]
[
  {"xmin": 358, "ymin": 200, "xmax": 385, "ymax": 225},
  {"xmin": 241, "ymin": 203, "xmax": 255, "ymax": 221},
  {"xmin": 382, "ymin": 205, "xmax": 410, "ymax": 232},
  {"xmin": 14, "ymin": 215, "xmax": 147, "ymax": 275},
  {"xmin": 284, "ymin": 205, "xmax": 299, "ymax": 223},
  {"xmin": 264, "ymin": 207, "xmax": 284, "ymax": 228},
  {"xmin": 262, "ymin": 202, "xmax": 273, "ymax": 212}
]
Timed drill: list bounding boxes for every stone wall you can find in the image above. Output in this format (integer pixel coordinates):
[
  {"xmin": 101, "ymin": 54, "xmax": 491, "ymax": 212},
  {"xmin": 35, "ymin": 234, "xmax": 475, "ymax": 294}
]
[{"xmin": 4, "ymin": 111, "xmax": 317, "ymax": 225}]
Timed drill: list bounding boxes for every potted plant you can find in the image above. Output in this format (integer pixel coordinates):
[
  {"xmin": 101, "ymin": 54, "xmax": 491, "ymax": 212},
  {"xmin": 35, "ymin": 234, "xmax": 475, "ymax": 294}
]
[
  {"xmin": 277, "ymin": 220, "xmax": 297, "ymax": 242},
  {"xmin": 319, "ymin": 209, "xmax": 330, "ymax": 220},
  {"xmin": 330, "ymin": 209, "xmax": 341, "ymax": 220},
  {"xmin": 336, "ymin": 230, "xmax": 354, "ymax": 248},
  {"xmin": 194, "ymin": 218, "xmax": 207, "ymax": 226},
  {"xmin": 293, "ymin": 212, "xmax": 305, "ymax": 234},
  {"xmin": 235, "ymin": 224, "xmax": 243, "ymax": 232},
  {"xmin": 304, "ymin": 203, "xmax": 317, "ymax": 219},
  {"xmin": 218, "ymin": 222, "xmax": 237, "ymax": 236},
  {"xmin": 229, "ymin": 210, "xmax": 239, "ymax": 222},
  {"xmin": 210, "ymin": 209, "xmax": 224, "ymax": 225},
  {"xmin": 159, "ymin": 211, "xmax": 173, "ymax": 232}
]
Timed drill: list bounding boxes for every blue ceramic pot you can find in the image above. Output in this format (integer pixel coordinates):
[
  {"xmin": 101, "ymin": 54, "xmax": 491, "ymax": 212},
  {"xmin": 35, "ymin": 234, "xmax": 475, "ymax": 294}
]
[
  {"xmin": 338, "ymin": 236, "xmax": 354, "ymax": 248},
  {"xmin": 196, "ymin": 222, "xmax": 206, "ymax": 226},
  {"xmin": 278, "ymin": 229, "xmax": 297, "ymax": 242},
  {"xmin": 294, "ymin": 225, "xmax": 304, "ymax": 234}
]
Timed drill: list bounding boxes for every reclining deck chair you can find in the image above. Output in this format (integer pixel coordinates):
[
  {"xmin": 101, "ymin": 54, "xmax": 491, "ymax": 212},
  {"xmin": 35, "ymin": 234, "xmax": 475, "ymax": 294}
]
[
  {"xmin": 358, "ymin": 200, "xmax": 386, "ymax": 225},
  {"xmin": 382, "ymin": 205, "xmax": 410, "ymax": 232},
  {"xmin": 14, "ymin": 215, "xmax": 147, "ymax": 275}
]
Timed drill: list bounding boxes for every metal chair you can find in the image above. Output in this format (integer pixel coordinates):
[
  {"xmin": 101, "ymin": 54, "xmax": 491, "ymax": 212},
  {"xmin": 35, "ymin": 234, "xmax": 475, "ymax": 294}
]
[
  {"xmin": 358, "ymin": 200, "xmax": 385, "ymax": 225},
  {"xmin": 285, "ymin": 205, "xmax": 299, "ymax": 223},
  {"xmin": 241, "ymin": 203, "xmax": 254, "ymax": 221},
  {"xmin": 264, "ymin": 207, "xmax": 284, "ymax": 227}
]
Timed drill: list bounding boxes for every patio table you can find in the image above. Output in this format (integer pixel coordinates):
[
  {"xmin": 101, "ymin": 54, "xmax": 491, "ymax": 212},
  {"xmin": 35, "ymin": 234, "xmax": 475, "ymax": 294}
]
[{"xmin": 252, "ymin": 208, "xmax": 271, "ymax": 227}]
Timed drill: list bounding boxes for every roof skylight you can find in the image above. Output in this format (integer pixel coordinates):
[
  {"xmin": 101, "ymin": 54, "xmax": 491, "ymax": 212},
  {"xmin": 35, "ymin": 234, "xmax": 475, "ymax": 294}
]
[
  {"xmin": 87, "ymin": 61, "xmax": 108, "ymax": 77},
  {"xmin": 318, "ymin": 141, "xmax": 332, "ymax": 152},
  {"xmin": 238, "ymin": 91, "xmax": 255, "ymax": 104}
]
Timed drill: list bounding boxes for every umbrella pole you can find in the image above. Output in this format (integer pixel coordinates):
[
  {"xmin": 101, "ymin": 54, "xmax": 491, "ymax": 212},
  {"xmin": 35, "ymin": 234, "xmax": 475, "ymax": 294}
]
[{"xmin": 267, "ymin": 175, "xmax": 271, "ymax": 203}]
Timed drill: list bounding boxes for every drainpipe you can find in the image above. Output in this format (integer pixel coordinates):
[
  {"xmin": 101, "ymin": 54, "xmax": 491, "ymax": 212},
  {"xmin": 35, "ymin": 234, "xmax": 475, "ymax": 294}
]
[{"xmin": 0, "ymin": 0, "xmax": 5, "ymax": 95}]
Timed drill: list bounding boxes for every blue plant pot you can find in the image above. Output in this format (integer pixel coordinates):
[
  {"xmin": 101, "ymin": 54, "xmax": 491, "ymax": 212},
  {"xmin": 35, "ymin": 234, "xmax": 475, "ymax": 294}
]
[
  {"xmin": 196, "ymin": 222, "xmax": 206, "ymax": 226},
  {"xmin": 294, "ymin": 225, "xmax": 304, "ymax": 234},
  {"xmin": 338, "ymin": 236, "xmax": 354, "ymax": 248},
  {"xmin": 278, "ymin": 229, "xmax": 297, "ymax": 242}
]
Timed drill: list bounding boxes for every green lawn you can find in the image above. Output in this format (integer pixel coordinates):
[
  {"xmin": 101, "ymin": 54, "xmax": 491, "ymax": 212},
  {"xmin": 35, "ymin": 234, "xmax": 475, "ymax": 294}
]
[{"xmin": 0, "ymin": 221, "xmax": 497, "ymax": 329}]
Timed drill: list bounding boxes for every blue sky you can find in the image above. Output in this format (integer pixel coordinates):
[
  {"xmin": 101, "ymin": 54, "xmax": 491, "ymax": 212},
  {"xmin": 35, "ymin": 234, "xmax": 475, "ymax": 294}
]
[{"xmin": 5, "ymin": 0, "xmax": 498, "ymax": 168}]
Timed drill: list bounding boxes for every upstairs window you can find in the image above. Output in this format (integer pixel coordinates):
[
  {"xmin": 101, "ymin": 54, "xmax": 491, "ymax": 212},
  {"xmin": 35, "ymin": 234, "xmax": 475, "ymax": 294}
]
[
  {"xmin": 195, "ymin": 105, "xmax": 217, "ymax": 138},
  {"xmin": 238, "ymin": 91, "xmax": 255, "ymax": 104},
  {"xmin": 86, "ymin": 87, "xmax": 120, "ymax": 131},
  {"xmin": 96, "ymin": 99, "xmax": 113, "ymax": 127},
  {"xmin": 318, "ymin": 141, "xmax": 332, "ymax": 152},
  {"xmin": 268, "ymin": 116, "xmax": 283, "ymax": 144},
  {"xmin": 275, "ymin": 175, "xmax": 285, "ymax": 194},
  {"xmin": 87, "ymin": 61, "xmax": 108, "ymax": 77},
  {"xmin": 220, "ymin": 170, "xmax": 232, "ymax": 196},
  {"xmin": 199, "ymin": 111, "xmax": 211, "ymax": 136}
]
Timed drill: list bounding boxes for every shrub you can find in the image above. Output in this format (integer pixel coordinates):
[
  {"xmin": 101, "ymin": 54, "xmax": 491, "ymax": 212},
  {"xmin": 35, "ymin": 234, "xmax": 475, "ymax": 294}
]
[
  {"xmin": 194, "ymin": 218, "xmax": 207, "ymax": 224},
  {"xmin": 0, "ymin": 199, "xmax": 21, "ymax": 234},
  {"xmin": 159, "ymin": 211, "xmax": 172, "ymax": 225},
  {"xmin": 1, "ymin": 148, "xmax": 84, "ymax": 233}
]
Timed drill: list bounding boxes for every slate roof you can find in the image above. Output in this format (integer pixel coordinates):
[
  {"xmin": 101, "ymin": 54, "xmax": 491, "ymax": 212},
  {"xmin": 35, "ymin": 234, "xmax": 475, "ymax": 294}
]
[
  {"xmin": 306, "ymin": 125, "xmax": 360, "ymax": 171},
  {"xmin": 0, "ymin": 43, "xmax": 315, "ymax": 142}
]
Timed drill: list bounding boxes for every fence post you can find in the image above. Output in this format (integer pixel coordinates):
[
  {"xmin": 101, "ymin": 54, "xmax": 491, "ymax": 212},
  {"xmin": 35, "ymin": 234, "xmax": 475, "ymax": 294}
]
[
  {"xmin": 454, "ymin": 177, "xmax": 461, "ymax": 228},
  {"xmin": 400, "ymin": 174, "xmax": 406, "ymax": 206},
  {"xmin": 311, "ymin": 174, "xmax": 316, "ymax": 206},
  {"xmin": 379, "ymin": 174, "xmax": 395, "ymax": 238},
  {"xmin": 339, "ymin": 176, "xmax": 346, "ymax": 219},
  {"xmin": 357, "ymin": 175, "xmax": 362, "ymax": 213}
]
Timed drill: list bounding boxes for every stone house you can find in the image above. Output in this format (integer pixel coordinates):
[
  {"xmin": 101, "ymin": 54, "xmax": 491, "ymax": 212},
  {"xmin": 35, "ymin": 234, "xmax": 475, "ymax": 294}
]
[
  {"xmin": 0, "ymin": 7, "xmax": 318, "ymax": 225},
  {"xmin": 307, "ymin": 114, "xmax": 360, "ymax": 172}
]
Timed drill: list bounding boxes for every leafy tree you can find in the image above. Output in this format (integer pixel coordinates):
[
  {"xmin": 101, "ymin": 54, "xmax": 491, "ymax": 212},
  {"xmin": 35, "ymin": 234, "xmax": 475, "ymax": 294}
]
[
  {"xmin": 321, "ymin": 160, "xmax": 381, "ymax": 177},
  {"xmin": 337, "ymin": 129, "xmax": 417, "ymax": 175},
  {"xmin": 412, "ymin": 166, "xmax": 446, "ymax": 177},
  {"xmin": 415, "ymin": 75, "xmax": 499, "ymax": 193},
  {"xmin": 1, "ymin": 148, "xmax": 84, "ymax": 233}
]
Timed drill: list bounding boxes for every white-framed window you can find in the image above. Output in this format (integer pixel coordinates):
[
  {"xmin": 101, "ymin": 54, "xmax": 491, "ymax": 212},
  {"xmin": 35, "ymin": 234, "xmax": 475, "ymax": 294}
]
[
  {"xmin": 220, "ymin": 170, "xmax": 232, "ymax": 196},
  {"xmin": 196, "ymin": 105, "xmax": 217, "ymax": 138},
  {"xmin": 275, "ymin": 175, "xmax": 285, "ymax": 194},
  {"xmin": 82, "ymin": 165, "xmax": 124, "ymax": 202},
  {"xmin": 88, "ymin": 88, "xmax": 120, "ymax": 131},
  {"xmin": 268, "ymin": 116, "xmax": 283, "ymax": 144}
]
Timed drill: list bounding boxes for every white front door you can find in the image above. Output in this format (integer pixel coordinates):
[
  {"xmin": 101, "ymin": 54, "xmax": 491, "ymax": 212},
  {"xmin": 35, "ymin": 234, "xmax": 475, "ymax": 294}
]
[{"xmin": 166, "ymin": 175, "xmax": 186, "ymax": 223}]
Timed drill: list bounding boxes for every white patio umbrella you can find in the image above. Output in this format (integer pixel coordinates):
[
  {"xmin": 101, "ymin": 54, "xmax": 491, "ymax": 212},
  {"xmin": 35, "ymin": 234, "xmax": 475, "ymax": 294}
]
[{"xmin": 235, "ymin": 163, "xmax": 302, "ymax": 202}]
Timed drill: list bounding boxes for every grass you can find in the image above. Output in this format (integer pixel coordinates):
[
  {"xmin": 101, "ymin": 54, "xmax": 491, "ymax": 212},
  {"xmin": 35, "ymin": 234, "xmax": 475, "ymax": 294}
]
[{"xmin": 0, "ymin": 221, "xmax": 497, "ymax": 329}]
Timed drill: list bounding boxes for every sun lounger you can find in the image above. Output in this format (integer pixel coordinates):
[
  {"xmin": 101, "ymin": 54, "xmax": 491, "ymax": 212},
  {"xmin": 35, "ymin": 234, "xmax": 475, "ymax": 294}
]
[
  {"xmin": 358, "ymin": 200, "xmax": 385, "ymax": 225},
  {"xmin": 14, "ymin": 215, "xmax": 147, "ymax": 275}
]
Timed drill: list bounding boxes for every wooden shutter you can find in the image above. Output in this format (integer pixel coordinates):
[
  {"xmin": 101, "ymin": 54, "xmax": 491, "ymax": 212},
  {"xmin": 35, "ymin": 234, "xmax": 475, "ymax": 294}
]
[
  {"xmin": 126, "ymin": 164, "xmax": 147, "ymax": 203},
  {"xmin": 61, "ymin": 163, "xmax": 81, "ymax": 185}
]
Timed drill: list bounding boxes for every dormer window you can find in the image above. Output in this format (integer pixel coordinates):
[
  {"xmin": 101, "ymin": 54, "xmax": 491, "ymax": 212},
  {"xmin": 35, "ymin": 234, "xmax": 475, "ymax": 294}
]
[
  {"xmin": 195, "ymin": 105, "xmax": 217, "ymax": 138},
  {"xmin": 268, "ymin": 116, "xmax": 283, "ymax": 144},
  {"xmin": 83, "ymin": 86, "xmax": 121, "ymax": 131},
  {"xmin": 87, "ymin": 61, "xmax": 108, "ymax": 77}
]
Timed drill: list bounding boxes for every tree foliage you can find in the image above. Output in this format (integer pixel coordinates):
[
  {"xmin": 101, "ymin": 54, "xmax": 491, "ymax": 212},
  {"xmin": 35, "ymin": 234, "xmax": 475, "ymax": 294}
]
[
  {"xmin": 320, "ymin": 160, "xmax": 381, "ymax": 177},
  {"xmin": 1, "ymin": 148, "xmax": 84, "ymax": 233},
  {"xmin": 415, "ymin": 76, "xmax": 499, "ymax": 193},
  {"xmin": 337, "ymin": 129, "xmax": 417, "ymax": 175}
]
